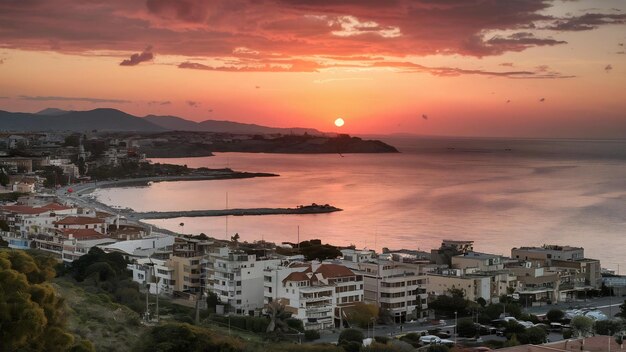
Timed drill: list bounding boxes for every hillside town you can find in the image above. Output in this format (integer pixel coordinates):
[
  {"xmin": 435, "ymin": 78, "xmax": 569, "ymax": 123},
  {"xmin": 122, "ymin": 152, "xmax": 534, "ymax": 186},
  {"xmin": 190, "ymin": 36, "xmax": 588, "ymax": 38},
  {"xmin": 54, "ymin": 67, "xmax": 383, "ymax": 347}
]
[
  {"xmin": 1, "ymin": 131, "xmax": 625, "ymax": 351},
  {"xmin": 2, "ymin": 188, "xmax": 626, "ymax": 349}
]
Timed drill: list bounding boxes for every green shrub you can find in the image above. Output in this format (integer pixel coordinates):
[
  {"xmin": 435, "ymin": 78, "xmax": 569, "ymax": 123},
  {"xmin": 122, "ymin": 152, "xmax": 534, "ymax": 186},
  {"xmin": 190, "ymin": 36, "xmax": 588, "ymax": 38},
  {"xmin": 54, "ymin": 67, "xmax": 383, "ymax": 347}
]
[{"xmin": 304, "ymin": 330, "xmax": 321, "ymax": 341}]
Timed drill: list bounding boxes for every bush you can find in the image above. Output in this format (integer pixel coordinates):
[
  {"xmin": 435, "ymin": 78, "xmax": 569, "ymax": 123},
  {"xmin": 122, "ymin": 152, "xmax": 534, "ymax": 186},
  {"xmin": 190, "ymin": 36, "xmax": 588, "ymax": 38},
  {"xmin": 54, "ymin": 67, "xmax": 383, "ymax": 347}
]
[
  {"xmin": 338, "ymin": 328, "xmax": 364, "ymax": 345},
  {"xmin": 427, "ymin": 345, "xmax": 449, "ymax": 352},
  {"xmin": 286, "ymin": 318, "xmax": 305, "ymax": 332},
  {"xmin": 399, "ymin": 333, "xmax": 421, "ymax": 347},
  {"xmin": 546, "ymin": 309, "xmax": 565, "ymax": 323},
  {"xmin": 457, "ymin": 318, "xmax": 477, "ymax": 337},
  {"xmin": 374, "ymin": 336, "xmax": 390, "ymax": 344},
  {"xmin": 563, "ymin": 329, "xmax": 573, "ymax": 339},
  {"xmin": 304, "ymin": 330, "xmax": 321, "ymax": 341}
]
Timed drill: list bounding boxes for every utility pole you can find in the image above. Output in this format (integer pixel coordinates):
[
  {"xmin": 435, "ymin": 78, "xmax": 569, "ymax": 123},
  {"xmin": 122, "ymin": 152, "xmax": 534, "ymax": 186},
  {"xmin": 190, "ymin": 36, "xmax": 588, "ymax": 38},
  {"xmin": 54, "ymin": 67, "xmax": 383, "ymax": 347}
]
[{"xmin": 454, "ymin": 311, "xmax": 458, "ymax": 346}]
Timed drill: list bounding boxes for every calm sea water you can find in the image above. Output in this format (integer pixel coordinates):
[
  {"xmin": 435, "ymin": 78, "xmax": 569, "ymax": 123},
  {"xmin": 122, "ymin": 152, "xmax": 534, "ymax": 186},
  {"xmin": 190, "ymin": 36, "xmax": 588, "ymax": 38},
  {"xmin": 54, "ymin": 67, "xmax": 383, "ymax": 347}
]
[{"xmin": 93, "ymin": 137, "xmax": 626, "ymax": 271}]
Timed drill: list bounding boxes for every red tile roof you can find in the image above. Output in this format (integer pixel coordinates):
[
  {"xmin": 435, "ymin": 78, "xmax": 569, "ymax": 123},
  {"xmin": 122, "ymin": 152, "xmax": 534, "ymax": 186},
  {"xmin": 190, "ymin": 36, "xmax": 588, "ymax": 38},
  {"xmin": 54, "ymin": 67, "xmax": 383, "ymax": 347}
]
[
  {"xmin": 282, "ymin": 271, "xmax": 311, "ymax": 283},
  {"xmin": 42, "ymin": 203, "xmax": 73, "ymax": 211},
  {"xmin": 54, "ymin": 216, "xmax": 104, "ymax": 225},
  {"xmin": 0, "ymin": 203, "xmax": 73, "ymax": 215},
  {"xmin": 61, "ymin": 229, "xmax": 108, "ymax": 240},
  {"xmin": 314, "ymin": 264, "xmax": 355, "ymax": 278}
]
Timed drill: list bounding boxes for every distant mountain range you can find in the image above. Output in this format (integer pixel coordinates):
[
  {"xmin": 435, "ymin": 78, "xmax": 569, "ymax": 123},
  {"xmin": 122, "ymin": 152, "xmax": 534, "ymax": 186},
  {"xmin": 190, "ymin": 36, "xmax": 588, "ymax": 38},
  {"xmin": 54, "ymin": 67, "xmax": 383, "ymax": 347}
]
[{"xmin": 0, "ymin": 108, "xmax": 324, "ymax": 135}]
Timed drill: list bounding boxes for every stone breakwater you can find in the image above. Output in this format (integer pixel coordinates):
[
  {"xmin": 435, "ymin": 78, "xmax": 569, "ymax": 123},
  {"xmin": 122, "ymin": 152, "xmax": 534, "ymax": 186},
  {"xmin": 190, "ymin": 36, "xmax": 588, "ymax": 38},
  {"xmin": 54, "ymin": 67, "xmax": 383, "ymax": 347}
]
[{"xmin": 129, "ymin": 205, "xmax": 343, "ymax": 220}]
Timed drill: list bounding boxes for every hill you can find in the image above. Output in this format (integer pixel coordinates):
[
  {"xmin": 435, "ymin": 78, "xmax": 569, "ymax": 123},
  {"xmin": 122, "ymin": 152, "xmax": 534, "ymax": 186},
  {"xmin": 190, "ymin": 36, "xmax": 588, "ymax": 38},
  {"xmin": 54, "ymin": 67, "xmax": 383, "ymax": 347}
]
[
  {"xmin": 144, "ymin": 114, "xmax": 323, "ymax": 135},
  {"xmin": 0, "ymin": 108, "xmax": 165, "ymax": 132}
]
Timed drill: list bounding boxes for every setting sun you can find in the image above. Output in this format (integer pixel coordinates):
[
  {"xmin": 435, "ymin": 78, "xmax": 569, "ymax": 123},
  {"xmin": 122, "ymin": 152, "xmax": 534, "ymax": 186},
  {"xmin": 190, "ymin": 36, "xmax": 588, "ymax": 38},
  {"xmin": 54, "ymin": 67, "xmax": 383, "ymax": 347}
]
[{"xmin": 334, "ymin": 118, "xmax": 345, "ymax": 127}]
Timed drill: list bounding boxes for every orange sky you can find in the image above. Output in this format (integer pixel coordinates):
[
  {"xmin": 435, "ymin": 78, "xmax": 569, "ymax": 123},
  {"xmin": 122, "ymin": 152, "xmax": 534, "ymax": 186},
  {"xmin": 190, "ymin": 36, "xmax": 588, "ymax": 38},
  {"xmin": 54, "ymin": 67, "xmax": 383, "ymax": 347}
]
[{"xmin": 0, "ymin": 0, "xmax": 625, "ymax": 137}]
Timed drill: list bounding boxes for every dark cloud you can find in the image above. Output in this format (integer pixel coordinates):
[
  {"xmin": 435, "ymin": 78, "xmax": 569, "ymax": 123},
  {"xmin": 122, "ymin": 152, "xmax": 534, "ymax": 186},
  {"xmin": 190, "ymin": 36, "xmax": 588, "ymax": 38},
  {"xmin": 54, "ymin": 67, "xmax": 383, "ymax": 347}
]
[
  {"xmin": 120, "ymin": 46, "xmax": 154, "ymax": 66},
  {"xmin": 187, "ymin": 100, "xmax": 200, "ymax": 107},
  {"xmin": 499, "ymin": 62, "xmax": 514, "ymax": 67},
  {"xmin": 604, "ymin": 64, "xmax": 613, "ymax": 72},
  {"xmin": 467, "ymin": 32, "xmax": 567, "ymax": 56},
  {"xmin": 0, "ymin": 0, "xmax": 623, "ymax": 67},
  {"xmin": 18, "ymin": 95, "xmax": 130, "ymax": 103},
  {"xmin": 146, "ymin": 0, "xmax": 212, "ymax": 23},
  {"xmin": 545, "ymin": 13, "xmax": 626, "ymax": 31}
]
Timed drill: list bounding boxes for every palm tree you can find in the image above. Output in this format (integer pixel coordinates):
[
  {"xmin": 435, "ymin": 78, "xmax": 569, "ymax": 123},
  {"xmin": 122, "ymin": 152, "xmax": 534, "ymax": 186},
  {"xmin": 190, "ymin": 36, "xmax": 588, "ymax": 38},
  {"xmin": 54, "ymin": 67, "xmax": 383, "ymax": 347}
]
[{"xmin": 266, "ymin": 301, "xmax": 291, "ymax": 333}]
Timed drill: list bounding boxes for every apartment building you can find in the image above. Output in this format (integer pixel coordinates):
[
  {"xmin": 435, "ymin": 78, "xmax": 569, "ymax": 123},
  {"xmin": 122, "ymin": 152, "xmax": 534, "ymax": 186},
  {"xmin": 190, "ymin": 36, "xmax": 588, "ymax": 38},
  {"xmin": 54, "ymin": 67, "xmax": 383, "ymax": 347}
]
[
  {"xmin": 32, "ymin": 228, "xmax": 114, "ymax": 262},
  {"xmin": 511, "ymin": 245, "xmax": 584, "ymax": 266},
  {"xmin": 264, "ymin": 262, "xmax": 364, "ymax": 330},
  {"xmin": 169, "ymin": 236, "xmax": 213, "ymax": 296},
  {"xmin": 452, "ymin": 252, "xmax": 505, "ymax": 272},
  {"xmin": 431, "ymin": 240, "xmax": 475, "ymax": 266},
  {"xmin": 53, "ymin": 216, "xmax": 107, "ymax": 233},
  {"xmin": 425, "ymin": 269, "xmax": 493, "ymax": 302},
  {"xmin": 210, "ymin": 247, "xmax": 281, "ymax": 315},
  {"xmin": 129, "ymin": 257, "xmax": 176, "ymax": 295},
  {"xmin": 339, "ymin": 249, "xmax": 429, "ymax": 323},
  {"xmin": 0, "ymin": 203, "xmax": 77, "ymax": 249}
]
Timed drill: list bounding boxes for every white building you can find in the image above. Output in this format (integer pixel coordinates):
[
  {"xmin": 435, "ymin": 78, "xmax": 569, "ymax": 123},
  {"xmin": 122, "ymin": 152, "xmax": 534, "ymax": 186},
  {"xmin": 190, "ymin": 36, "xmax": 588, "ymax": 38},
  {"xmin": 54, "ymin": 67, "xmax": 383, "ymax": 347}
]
[
  {"xmin": 339, "ymin": 250, "xmax": 429, "ymax": 323},
  {"xmin": 129, "ymin": 257, "xmax": 176, "ymax": 295},
  {"xmin": 264, "ymin": 262, "xmax": 364, "ymax": 330},
  {"xmin": 209, "ymin": 247, "xmax": 281, "ymax": 315}
]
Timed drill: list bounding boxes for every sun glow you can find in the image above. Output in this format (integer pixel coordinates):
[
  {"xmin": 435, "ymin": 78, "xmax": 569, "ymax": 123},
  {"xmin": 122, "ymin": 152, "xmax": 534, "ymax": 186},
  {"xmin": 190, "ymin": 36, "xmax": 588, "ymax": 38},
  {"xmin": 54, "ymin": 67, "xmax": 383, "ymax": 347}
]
[{"xmin": 334, "ymin": 118, "xmax": 345, "ymax": 127}]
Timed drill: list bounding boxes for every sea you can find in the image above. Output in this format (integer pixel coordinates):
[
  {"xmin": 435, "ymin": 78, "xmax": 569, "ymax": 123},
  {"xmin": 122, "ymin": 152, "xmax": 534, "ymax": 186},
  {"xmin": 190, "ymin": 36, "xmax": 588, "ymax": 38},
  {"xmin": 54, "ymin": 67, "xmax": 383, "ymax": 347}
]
[{"xmin": 93, "ymin": 136, "xmax": 626, "ymax": 271}]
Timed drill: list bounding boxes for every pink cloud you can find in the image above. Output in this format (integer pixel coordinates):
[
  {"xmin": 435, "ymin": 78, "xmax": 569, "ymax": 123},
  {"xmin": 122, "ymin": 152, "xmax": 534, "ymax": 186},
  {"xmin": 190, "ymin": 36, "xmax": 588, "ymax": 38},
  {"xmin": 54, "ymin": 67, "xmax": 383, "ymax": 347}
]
[{"xmin": 0, "ymin": 0, "xmax": 621, "ymax": 71}]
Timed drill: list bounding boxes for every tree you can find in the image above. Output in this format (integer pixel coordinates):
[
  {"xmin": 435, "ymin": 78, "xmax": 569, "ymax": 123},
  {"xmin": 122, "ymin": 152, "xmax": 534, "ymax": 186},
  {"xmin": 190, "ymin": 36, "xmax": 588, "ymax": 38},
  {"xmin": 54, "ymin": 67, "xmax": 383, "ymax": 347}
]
[
  {"xmin": 595, "ymin": 320, "xmax": 624, "ymax": 336},
  {"xmin": 0, "ymin": 169, "xmax": 9, "ymax": 186},
  {"xmin": 546, "ymin": 309, "xmax": 565, "ymax": 323},
  {"xmin": 570, "ymin": 316, "xmax": 594, "ymax": 337},
  {"xmin": 457, "ymin": 318, "xmax": 478, "ymax": 337},
  {"xmin": 135, "ymin": 323, "xmax": 245, "ymax": 352},
  {"xmin": 298, "ymin": 240, "xmax": 342, "ymax": 261},
  {"xmin": 345, "ymin": 302, "xmax": 379, "ymax": 328},
  {"xmin": 504, "ymin": 321, "xmax": 526, "ymax": 339},
  {"xmin": 205, "ymin": 291, "xmax": 221, "ymax": 313},
  {"xmin": 476, "ymin": 297, "xmax": 487, "ymax": 307},
  {"xmin": 429, "ymin": 288, "xmax": 470, "ymax": 317},
  {"xmin": 231, "ymin": 233, "xmax": 240, "ymax": 247},
  {"xmin": 266, "ymin": 301, "xmax": 292, "ymax": 333},
  {"xmin": 0, "ymin": 249, "xmax": 76, "ymax": 352},
  {"xmin": 619, "ymin": 300, "xmax": 626, "ymax": 318},
  {"xmin": 518, "ymin": 326, "xmax": 547, "ymax": 344},
  {"xmin": 42, "ymin": 166, "xmax": 68, "ymax": 188},
  {"xmin": 0, "ymin": 219, "xmax": 9, "ymax": 232},
  {"xmin": 338, "ymin": 328, "xmax": 364, "ymax": 345}
]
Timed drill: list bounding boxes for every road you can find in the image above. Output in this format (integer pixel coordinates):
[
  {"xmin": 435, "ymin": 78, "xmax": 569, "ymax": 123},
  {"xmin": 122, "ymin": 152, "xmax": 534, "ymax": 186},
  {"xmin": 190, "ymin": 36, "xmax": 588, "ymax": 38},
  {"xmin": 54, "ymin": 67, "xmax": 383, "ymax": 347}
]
[{"xmin": 313, "ymin": 296, "xmax": 625, "ymax": 345}]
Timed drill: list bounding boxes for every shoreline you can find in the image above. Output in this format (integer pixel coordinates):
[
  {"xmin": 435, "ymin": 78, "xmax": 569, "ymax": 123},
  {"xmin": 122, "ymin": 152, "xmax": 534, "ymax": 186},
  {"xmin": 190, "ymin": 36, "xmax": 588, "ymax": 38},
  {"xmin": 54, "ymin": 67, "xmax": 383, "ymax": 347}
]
[{"xmin": 56, "ymin": 171, "xmax": 340, "ymax": 235}]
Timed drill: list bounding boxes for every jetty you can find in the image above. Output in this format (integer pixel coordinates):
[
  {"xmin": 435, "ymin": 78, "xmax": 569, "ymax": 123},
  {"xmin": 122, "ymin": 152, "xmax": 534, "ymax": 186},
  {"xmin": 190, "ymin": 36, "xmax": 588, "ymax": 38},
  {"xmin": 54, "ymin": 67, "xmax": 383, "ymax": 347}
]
[{"xmin": 129, "ymin": 204, "xmax": 342, "ymax": 220}]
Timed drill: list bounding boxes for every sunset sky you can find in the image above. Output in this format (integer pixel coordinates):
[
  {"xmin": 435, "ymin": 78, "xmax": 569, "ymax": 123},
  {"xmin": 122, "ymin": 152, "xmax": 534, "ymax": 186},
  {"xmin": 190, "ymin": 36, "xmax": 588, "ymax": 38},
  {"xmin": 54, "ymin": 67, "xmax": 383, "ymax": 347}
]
[{"xmin": 1, "ymin": 0, "xmax": 625, "ymax": 137}]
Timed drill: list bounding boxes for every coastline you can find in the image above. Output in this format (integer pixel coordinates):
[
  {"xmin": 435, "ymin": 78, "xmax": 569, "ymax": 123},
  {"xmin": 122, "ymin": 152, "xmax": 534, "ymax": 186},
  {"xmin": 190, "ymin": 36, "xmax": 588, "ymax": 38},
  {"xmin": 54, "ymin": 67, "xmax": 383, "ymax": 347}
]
[{"xmin": 56, "ymin": 171, "xmax": 340, "ymax": 235}]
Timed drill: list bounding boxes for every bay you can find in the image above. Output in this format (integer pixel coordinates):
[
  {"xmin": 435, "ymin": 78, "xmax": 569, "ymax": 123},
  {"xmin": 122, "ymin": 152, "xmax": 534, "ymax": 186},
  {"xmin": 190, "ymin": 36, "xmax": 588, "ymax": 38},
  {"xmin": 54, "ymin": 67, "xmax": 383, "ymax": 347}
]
[{"xmin": 93, "ymin": 137, "xmax": 626, "ymax": 271}]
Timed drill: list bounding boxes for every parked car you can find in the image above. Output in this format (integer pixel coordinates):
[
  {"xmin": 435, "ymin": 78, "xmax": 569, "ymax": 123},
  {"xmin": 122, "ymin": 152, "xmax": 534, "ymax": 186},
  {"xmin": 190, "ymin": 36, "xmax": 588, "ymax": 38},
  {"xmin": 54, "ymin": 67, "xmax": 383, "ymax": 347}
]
[
  {"xmin": 419, "ymin": 335, "xmax": 442, "ymax": 344},
  {"xmin": 476, "ymin": 324, "xmax": 497, "ymax": 335},
  {"xmin": 435, "ymin": 331, "xmax": 451, "ymax": 338}
]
